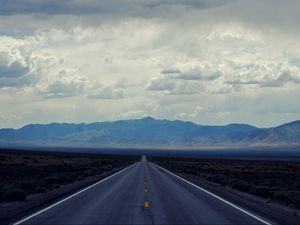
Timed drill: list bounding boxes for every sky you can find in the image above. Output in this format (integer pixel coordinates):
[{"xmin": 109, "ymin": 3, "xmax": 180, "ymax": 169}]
[{"xmin": 0, "ymin": 0, "xmax": 300, "ymax": 128}]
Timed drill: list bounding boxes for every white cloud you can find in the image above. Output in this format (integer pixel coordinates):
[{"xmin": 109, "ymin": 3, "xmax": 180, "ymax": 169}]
[
  {"xmin": 39, "ymin": 74, "xmax": 87, "ymax": 98},
  {"xmin": 89, "ymin": 86, "xmax": 124, "ymax": 99},
  {"xmin": 225, "ymin": 62, "xmax": 300, "ymax": 88},
  {"xmin": 162, "ymin": 64, "xmax": 221, "ymax": 81},
  {"xmin": 118, "ymin": 110, "xmax": 147, "ymax": 119},
  {"xmin": 176, "ymin": 106, "xmax": 207, "ymax": 118},
  {"xmin": 0, "ymin": 51, "xmax": 28, "ymax": 78},
  {"xmin": 0, "ymin": 1, "xmax": 300, "ymax": 128},
  {"xmin": 146, "ymin": 77, "xmax": 175, "ymax": 92},
  {"xmin": 146, "ymin": 76, "xmax": 203, "ymax": 95},
  {"xmin": 113, "ymin": 78, "xmax": 134, "ymax": 89},
  {"xmin": 0, "ymin": 31, "xmax": 91, "ymax": 98}
]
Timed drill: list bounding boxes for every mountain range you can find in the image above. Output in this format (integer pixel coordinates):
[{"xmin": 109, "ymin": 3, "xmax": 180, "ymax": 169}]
[{"xmin": 0, "ymin": 117, "xmax": 300, "ymax": 148}]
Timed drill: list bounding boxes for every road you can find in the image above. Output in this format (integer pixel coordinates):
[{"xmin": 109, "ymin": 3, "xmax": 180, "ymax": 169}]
[{"xmin": 15, "ymin": 157, "xmax": 271, "ymax": 225}]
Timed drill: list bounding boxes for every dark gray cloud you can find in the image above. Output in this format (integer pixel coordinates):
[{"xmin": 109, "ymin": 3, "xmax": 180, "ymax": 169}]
[
  {"xmin": 1, "ymin": 0, "xmax": 299, "ymax": 40},
  {"xmin": 41, "ymin": 79, "xmax": 85, "ymax": 98},
  {"xmin": 161, "ymin": 69, "xmax": 181, "ymax": 74},
  {"xmin": 0, "ymin": 0, "xmax": 299, "ymax": 37},
  {"xmin": 0, "ymin": 0, "xmax": 228, "ymax": 16},
  {"xmin": 146, "ymin": 77, "xmax": 175, "ymax": 92},
  {"xmin": 259, "ymin": 72, "xmax": 300, "ymax": 88},
  {"xmin": 175, "ymin": 71, "xmax": 221, "ymax": 81},
  {"xmin": 0, "ymin": 75, "xmax": 37, "ymax": 88},
  {"xmin": 143, "ymin": 0, "xmax": 228, "ymax": 10},
  {"xmin": 0, "ymin": 0, "xmax": 70, "ymax": 15},
  {"xmin": 161, "ymin": 67, "xmax": 221, "ymax": 81}
]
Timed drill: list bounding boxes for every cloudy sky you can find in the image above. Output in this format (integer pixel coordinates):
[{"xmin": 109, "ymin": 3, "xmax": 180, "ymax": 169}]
[{"xmin": 0, "ymin": 0, "xmax": 300, "ymax": 128}]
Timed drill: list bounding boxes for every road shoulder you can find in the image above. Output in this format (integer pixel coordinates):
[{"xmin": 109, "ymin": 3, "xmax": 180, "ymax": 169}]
[{"xmin": 173, "ymin": 171, "xmax": 300, "ymax": 225}]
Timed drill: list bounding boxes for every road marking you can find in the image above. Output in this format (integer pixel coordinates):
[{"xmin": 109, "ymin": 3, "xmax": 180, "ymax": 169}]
[
  {"xmin": 141, "ymin": 155, "xmax": 147, "ymax": 163},
  {"xmin": 14, "ymin": 162, "xmax": 138, "ymax": 225},
  {"xmin": 144, "ymin": 188, "xmax": 148, "ymax": 193},
  {"xmin": 154, "ymin": 163, "xmax": 272, "ymax": 225},
  {"xmin": 144, "ymin": 201, "xmax": 150, "ymax": 208}
]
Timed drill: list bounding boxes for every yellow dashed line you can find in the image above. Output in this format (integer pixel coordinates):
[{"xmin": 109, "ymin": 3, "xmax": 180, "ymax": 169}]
[
  {"xmin": 144, "ymin": 201, "xmax": 150, "ymax": 208},
  {"xmin": 144, "ymin": 188, "xmax": 148, "ymax": 193}
]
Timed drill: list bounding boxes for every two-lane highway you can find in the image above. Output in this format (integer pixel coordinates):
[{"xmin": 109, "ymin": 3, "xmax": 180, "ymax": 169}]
[{"xmin": 15, "ymin": 157, "xmax": 271, "ymax": 225}]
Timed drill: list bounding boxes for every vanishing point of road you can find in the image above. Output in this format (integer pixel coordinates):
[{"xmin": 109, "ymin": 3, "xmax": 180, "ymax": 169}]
[{"xmin": 14, "ymin": 156, "xmax": 271, "ymax": 225}]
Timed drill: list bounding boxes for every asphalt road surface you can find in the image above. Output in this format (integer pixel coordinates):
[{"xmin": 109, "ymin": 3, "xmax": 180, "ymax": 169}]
[{"xmin": 15, "ymin": 156, "xmax": 271, "ymax": 225}]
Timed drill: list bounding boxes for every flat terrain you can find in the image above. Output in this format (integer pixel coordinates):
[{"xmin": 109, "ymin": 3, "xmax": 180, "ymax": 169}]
[
  {"xmin": 15, "ymin": 159, "xmax": 271, "ymax": 225},
  {"xmin": 0, "ymin": 150, "xmax": 137, "ymax": 204},
  {"xmin": 1, "ymin": 150, "xmax": 299, "ymax": 225},
  {"xmin": 151, "ymin": 156, "xmax": 300, "ymax": 210}
]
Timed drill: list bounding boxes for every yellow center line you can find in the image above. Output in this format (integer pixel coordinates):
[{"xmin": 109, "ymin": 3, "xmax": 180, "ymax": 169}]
[
  {"xmin": 144, "ymin": 201, "xmax": 150, "ymax": 208},
  {"xmin": 143, "ymin": 172, "xmax": 149, "ymax": 206}
]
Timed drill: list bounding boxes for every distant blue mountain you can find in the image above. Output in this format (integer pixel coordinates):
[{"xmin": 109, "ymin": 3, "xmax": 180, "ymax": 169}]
[{"xmin": 0, "ymin": 117, "xmax": 299, "ymax": 147}]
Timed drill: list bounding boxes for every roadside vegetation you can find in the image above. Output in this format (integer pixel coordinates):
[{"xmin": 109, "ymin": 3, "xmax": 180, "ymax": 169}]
[
  {"xmin": 152, "ymin": 157, "xmax": 300, "ymax": 209},
  {"xmin": 0, "ymin": 150, "xmax": 137, "ymax": 203}
]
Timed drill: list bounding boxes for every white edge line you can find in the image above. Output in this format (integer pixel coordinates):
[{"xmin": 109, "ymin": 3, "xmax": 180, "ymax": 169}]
[
  {"xmin": 13, "ymin": 162, "xmax": 138, "ymax": 225},
  {"xmin": 153, "ymin": 163, "xmax": 272, "ymax": 225}
]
